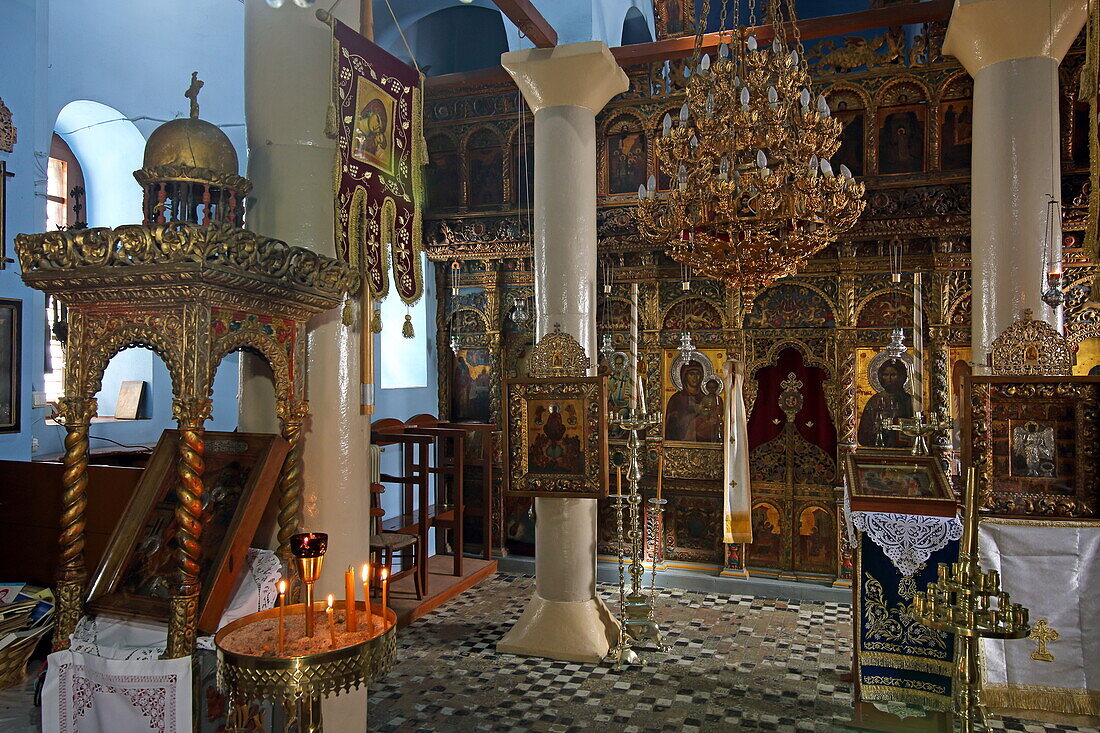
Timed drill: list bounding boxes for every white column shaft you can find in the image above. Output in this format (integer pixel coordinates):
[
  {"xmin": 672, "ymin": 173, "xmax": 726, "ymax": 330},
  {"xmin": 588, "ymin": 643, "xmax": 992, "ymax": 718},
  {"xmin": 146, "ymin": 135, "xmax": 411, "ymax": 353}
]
[
  {"xmin": 244, "ymin": 1, "xmax": 368, "ymax": 724},
  {"xmin": 970, "ymin": 57, "xmax": 1062, "ymax": 362}
]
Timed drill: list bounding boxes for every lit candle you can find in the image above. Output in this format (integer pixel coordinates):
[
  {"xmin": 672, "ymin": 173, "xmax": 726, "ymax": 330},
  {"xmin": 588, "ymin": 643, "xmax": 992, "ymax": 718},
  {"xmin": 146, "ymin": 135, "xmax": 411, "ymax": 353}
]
[
  {"xmin": 277, "ymin": 579, "xmax": 286, "ymax": 656},
  {"xmin": 326, "ymin": 594, "xmax": 337, "ymax": 649},
  {"xmin": 344, "ymin": 566, "xmax": 357, "ymax": 632},
  {"xmin": 381, "ymin": 567, "xmax": 390, "ymax": 611},
  {"xmin": 362, "ymin": 563, "xmax": 373, "ymax": 631}
]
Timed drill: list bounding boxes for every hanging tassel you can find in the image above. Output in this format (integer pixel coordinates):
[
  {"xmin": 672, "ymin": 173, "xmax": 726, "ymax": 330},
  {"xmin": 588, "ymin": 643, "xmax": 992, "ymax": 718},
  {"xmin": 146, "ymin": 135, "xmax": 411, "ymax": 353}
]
[
  {"xmin": 341, "ymin": 301, "xmax": 354, "ymax": 327},
  {"xmin": 402, "ymin": 314, "xmax": 415, "ymax": 338},
  {"xmin": 372, "ymin": 309, "xmax": 383, "ymax": 334}
]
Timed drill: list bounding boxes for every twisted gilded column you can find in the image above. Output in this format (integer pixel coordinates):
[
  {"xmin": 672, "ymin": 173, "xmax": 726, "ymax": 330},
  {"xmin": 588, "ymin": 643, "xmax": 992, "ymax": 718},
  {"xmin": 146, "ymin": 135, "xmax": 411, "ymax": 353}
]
[
  {"xmin": 929, "ymin": 328, "xmax": 954, "ymax": 477},
  {"xmin": 53, "ymin": 396, "xmax": 97, "ymax": 651},
  {"xmin": 275, "ymin": 398, "xmax": 309, "ymax": 565},
  {"xmin": 165, "ymin": 396, "xmax": 212, "ymax": 658}
]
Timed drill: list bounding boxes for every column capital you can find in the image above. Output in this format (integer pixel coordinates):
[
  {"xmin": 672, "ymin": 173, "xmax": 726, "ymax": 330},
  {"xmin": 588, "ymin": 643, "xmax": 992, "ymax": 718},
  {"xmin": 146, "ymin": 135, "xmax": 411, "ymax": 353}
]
[
  {"xmin": 943, "ymin": 0, "xmax": 1087, "ymax": 75},
  {"xmin": 502, "ymin": 41, "xmax": 629, "ymax": 114}
]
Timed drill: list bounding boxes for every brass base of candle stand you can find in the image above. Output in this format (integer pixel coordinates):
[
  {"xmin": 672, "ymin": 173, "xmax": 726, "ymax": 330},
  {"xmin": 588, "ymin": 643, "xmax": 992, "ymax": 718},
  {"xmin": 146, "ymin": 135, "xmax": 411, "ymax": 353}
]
[{"xmin": 215, "ymin": 600, "xmax": 397, "ymax": 733}]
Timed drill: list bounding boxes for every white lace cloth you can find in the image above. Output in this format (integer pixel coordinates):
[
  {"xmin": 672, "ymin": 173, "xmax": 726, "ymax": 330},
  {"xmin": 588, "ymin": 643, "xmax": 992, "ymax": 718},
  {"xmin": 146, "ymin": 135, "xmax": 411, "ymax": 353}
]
[
  {"xmin": 846, "ymin": 505, "xmax": 962, "ymax": 579},
  {"xmin": 43, "ymin": 548, "xmax": 281, "ymax": 732}
]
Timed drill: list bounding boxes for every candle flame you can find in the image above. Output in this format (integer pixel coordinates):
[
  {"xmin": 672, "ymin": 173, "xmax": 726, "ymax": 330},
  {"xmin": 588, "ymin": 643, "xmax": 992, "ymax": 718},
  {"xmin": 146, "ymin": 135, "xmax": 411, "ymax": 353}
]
[
  {"xmin": 381, "ymin": 568, "xmax": 389, "ymax": 581},
  {"xmin": 277, "ymin": 580, "xmax": 287, "ymax": 594},
  {"xmin": 326, "ymin": 594, "xmax": 334, "ymax": 609},
  {"xmin": 361, "ymin": 563, "xmax": 370, "ymax": 582}
]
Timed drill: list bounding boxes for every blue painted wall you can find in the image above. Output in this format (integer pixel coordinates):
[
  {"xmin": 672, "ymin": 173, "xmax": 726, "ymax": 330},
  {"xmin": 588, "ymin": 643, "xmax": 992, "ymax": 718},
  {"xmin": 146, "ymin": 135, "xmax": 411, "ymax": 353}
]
[{"xmin": 1, "ymin": 0, "xmax": 246, "ymax": 462}]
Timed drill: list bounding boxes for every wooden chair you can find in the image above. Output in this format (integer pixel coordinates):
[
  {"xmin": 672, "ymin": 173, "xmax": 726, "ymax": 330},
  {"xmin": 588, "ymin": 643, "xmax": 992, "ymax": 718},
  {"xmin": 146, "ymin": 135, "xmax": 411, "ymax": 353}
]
[
  {"xmin": 368, "ymin": 482, "xmax": 424, "ymax": 600},
  {"xmin": 404, "ymin": 414, "xmax": 466, "ymax": 577},
  {"xmin": 370, "ymin": 419, "xmax": 431, "ymax": 599}
]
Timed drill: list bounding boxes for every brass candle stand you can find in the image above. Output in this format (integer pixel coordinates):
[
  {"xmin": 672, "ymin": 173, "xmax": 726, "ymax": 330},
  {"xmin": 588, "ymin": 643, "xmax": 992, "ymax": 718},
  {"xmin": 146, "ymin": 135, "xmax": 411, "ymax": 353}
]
[
  {"xmin": 881, "ymin": 410, "xmax": 953, "ymax": 456},
  {"xmin": 216, "ymin": 600, "xmax": 397, "ymax": 733},
  {"xmin": 608, "ymin": 407, "xmax": 669, "ymax": 666},
  {"xmin": 912, "ymin": 469, "xmax": 1031, "ymax": 732}
]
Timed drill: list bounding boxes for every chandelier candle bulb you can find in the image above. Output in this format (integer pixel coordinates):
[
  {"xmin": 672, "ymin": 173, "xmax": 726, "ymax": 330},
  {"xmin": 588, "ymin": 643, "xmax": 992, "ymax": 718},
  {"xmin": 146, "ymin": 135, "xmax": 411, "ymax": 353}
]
[
  {"xmin": 326, "ymin": 595, "xmax": 337, "ymax": 649},
  {"xmin": 344, "ymin": 566, "xmax": 357, "ymax": 632}
]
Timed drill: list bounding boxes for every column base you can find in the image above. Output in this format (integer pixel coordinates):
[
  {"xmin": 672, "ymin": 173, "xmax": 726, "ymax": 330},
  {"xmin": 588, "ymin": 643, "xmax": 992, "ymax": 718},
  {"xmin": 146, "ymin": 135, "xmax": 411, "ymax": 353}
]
[
  {"xmin": 719, "ymin": 568, "xmax": 750, "ymax": 579},
  {"xmin": 497, "ymin": 594, "xmax": 619, "ymax": 663}
]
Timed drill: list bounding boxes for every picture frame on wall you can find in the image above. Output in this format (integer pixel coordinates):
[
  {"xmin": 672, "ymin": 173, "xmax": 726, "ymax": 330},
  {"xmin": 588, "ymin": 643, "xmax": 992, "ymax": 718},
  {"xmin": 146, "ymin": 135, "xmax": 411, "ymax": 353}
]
[
  {"xmin": 503, "ymin": 376, "xmax": 608, "ymax": 498},
  {"xmin": 962, "ymin": 375, "xmax": 1100, "ymax": 519},
  {"xmin": 0, "ymin": 299, "xmax": 21, "ymax": 433},
  {"xmin": 86, "ymin": 430, "xmax": 288, "ymax": 633}
]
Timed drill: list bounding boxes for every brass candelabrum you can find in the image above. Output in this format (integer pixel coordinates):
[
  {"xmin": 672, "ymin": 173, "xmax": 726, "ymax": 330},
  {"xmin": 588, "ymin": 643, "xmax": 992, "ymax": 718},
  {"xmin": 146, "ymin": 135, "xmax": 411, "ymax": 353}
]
[
  {"xmin": 912, "ymin": 469, "xmax": 1031, "ymax": 732},
  {"xmin": 881, "ymin": 410, "xmax": 953, "ymax": 456},
  {"xmin": 608, "ymin": 407, "xmax": 669, "ymax": 666}
]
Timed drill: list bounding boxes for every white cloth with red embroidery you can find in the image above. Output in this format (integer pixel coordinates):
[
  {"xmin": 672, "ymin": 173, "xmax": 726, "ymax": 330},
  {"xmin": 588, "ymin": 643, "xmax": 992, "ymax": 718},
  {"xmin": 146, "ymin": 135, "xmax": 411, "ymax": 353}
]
[{"xmin": 41, "ymin": 548, "xmax": 280, "ymax": 733}]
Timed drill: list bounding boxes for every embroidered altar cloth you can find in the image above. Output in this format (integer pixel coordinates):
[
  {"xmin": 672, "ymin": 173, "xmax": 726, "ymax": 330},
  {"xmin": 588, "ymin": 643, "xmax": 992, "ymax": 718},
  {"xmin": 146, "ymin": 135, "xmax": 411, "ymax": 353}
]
[
  {"xmin": 848, "ymin": 509, "xmax": 962, "ymax": 579},
  {"xmin": 980, "ymin": 519, "xmax": 1100, "ymax": 717},
  {"xmin": 42, "ymin": 549, "xmax": 279, "ymax": 732}
]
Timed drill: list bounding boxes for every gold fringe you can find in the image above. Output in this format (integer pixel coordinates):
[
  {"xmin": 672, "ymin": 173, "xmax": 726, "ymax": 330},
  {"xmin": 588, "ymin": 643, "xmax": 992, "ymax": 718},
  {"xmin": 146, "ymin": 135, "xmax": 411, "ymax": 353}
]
[
  {"xmin": 397, "ymin": 79, "xmax": 427, "ymax": 307},
  {"xmin": 349, "ymin": 185, "xmax": 368, "ymax": 281},
  {"xmin": 984, "ymin": 684, "xmax": 1100, "ymax": 717},
  {"xmin": 378, "ymin": 197, "xmax": 395, "ymax": 300},
  {"xmin": 858, "ymin": 685, "xmax": 951, "ymax": 712},
  {"xmin": 860, "ymin": 651, "xmax": 953, "ymax": 676},
  {"xmin": 325, "ymin": 34, "xmax": 339, "ymax": 140}
]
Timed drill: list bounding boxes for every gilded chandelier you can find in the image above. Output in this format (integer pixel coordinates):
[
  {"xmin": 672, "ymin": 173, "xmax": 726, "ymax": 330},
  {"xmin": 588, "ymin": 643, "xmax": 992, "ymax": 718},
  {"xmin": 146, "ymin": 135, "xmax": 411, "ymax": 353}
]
[{"xmin": 635, "ymin": 0, "xmax": 866, "ymax": 302}]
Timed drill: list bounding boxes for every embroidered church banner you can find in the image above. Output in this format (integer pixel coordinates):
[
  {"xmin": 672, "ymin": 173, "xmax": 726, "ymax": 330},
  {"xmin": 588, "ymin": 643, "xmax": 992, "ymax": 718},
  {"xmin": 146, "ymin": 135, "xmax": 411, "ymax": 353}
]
[
  {"xmin": 856, "ymin": 535, "xmax": 955, "ymax": 711},
  {"xmin": 328, "ymin": 19, "xmax": 425, "ymax": 305}
]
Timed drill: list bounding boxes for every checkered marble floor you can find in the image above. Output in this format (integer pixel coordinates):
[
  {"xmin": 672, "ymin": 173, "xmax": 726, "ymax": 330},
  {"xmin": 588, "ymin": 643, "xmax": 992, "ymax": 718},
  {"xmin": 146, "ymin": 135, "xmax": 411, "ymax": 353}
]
[{"xmin": 369, "ymin": 572, "xmax": 1098, "ymax": 733}]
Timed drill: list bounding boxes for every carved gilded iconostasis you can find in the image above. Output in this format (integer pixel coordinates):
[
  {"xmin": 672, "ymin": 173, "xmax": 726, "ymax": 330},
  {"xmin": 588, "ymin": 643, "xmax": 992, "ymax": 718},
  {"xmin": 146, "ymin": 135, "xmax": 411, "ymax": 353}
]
[{"xmin": 423, "ymin": 25, "xmax": 1097, "ymax": 582}]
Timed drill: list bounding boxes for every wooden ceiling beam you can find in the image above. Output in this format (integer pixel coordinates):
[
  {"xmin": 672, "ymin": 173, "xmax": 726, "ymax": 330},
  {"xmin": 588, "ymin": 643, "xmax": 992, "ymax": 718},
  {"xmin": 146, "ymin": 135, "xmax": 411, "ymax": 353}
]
[
  {"xmin": 429, "ymin": 0, "xmax": 952, "ymax": 91},
  {"xmin": 492, "ymin": 0, "xmax": 558, "ymax": 48}
]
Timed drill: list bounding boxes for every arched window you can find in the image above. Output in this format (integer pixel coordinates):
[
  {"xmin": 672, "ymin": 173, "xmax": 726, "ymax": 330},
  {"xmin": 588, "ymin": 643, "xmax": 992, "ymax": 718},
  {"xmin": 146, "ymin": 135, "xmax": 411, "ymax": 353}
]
[
  {"xmin": 621, "ymin": 7, "xmax": 653, "ymax": 45},
  {"xmin": 407, "ymin": 6, "xmax": 509, "ymax": 76}
]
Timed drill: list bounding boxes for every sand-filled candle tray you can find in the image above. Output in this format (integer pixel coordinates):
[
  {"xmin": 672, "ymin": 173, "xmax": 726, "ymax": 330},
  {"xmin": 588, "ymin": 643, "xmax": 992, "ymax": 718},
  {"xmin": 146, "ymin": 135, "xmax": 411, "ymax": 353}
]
[{"xmin": 215, "ymin": 600, "xmax": 397, "ymax": 702}]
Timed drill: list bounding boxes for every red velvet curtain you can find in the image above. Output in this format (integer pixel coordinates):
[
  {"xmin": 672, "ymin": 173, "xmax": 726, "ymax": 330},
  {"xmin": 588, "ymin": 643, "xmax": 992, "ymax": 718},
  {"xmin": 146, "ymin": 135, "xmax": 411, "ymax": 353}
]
[{"xmin": 747, "ymin": 347, "xmax": 836, "ymax": 456}]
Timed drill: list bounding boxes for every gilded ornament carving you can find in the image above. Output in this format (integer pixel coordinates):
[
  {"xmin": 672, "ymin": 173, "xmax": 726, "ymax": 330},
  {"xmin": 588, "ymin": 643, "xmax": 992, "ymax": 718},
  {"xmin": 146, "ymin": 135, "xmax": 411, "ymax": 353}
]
[
  {"xmin": 53, "ymin": 580, "xmax": 85, "ymax": 652},
  {"xmin": 17, "ymin": 216, "xmax": 350, "ymax": 669},
  {"xmin": 15, "ymin": 222, "xmax": 359, "ymax": 304},
  {"xmin": 134, "ymin": 163, "xmax": 252, "ymax": 195},
  {"xmin": 527, "ymin": 325, "xmax": 591, "ymax": 378},
  {"xmin": 0, "ymin": 97, "xmax": 14, "ymax": 153},
  {"xmin": 276, "ymin": 399, "xmax": 309, "ymax": 563},
  {"xmin": 990, "ymin": 310, "xmax": 1074, "ymax": 376}
]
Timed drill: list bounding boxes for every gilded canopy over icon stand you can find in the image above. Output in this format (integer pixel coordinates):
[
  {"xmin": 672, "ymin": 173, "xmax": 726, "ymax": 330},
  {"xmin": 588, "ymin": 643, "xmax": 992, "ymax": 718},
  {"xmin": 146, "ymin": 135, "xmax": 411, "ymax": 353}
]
[{"xmin": 14, "ymin": 80, "xmax": 359, "ymax": 659}]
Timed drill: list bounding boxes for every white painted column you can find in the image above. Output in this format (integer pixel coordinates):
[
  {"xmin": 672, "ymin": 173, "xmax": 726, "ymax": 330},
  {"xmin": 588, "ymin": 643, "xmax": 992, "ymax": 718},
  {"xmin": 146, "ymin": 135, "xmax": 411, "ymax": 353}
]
[
  {"xmin": 496, "ymin": 42, "xmax": 628, "ymax": 663},
  {"xmin": 244, "ymin": 0, "xmax": 370, "ymax": 725},
  {"xmin": 943, "ymin": 0, "xmax": 1087, "ymax": 366}
]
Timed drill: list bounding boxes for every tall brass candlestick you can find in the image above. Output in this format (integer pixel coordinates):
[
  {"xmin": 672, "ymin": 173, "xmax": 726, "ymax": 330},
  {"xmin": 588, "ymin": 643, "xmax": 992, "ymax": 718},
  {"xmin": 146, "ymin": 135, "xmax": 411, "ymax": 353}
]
[{"xmin": 290, "ymin": 532, "xmax": 328, "ymax": 638}]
